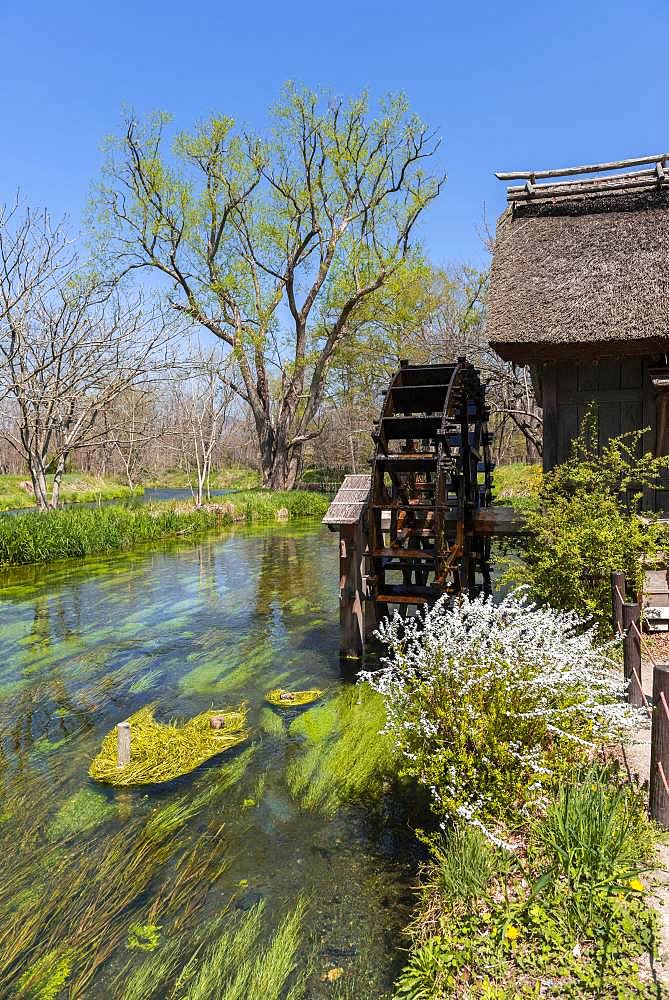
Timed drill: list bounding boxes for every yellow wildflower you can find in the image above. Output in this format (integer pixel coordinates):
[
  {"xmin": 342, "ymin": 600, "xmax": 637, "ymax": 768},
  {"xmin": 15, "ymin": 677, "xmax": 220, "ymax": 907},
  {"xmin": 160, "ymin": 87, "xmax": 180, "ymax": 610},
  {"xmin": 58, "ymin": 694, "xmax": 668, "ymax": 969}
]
[
  {"xmin": 628, "ymin": 878, "xmax": 644, "ymax": 893},
  {"xmin": 505, "ymin": 925, "xmax": 520, "ymax": 941}
]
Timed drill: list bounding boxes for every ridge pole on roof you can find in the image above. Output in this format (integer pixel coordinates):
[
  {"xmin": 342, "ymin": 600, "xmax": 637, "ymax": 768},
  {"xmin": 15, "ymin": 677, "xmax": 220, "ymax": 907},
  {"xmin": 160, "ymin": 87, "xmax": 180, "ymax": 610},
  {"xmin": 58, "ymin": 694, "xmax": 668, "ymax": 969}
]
[{"xmin": 496, "ymin": 153, "xmax": 669, "ymax": 181}]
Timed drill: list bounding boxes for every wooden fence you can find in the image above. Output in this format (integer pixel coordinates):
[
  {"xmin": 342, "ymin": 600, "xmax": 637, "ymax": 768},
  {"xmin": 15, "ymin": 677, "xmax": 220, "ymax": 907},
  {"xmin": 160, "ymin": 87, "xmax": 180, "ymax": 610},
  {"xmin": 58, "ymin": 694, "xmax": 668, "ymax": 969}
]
[{"xmin": 612, "ymin": 572, "xmax": 669, "ymax": 828}]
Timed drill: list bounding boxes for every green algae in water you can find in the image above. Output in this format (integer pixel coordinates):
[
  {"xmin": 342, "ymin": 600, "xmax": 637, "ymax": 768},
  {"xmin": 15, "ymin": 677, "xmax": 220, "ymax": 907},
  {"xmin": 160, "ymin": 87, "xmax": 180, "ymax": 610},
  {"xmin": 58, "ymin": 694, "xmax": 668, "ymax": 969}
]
[
  {"xmin": 180, "ymin": 640, "xmax": 273, "ymax": 696},
  {"xmin": 174, "ymin": 899, "xmax": 307, "ymax": 1000},
  {"xmin": 0, "ymin": 524, "xmax": 407, "ymax": 997},
  {"xmin": 265, "ymin": 688, "xmax": 322, "ymax": 708},
  {"xmin": 126, "ymin": 922, "xmax": 162, "ymax": 952},
  {"xmin": 120, "ymin": 899, "xmax": 307, "ymax": 1000},
  {"xmin": 32, "ymin": 734, "xmax": 71, "ymax": 755},
  {"xmin": 89, "ymin": 704, "xmax": 249, "ymax": 786},
  {"xmin": 287, "ymin": 684, "xmax": 395, "ymax": 815},
  {"xmin": 17, "ymin": 946, "xmax": 77, "ymax": 1000},
  {"xmin": 259, "ymin": 707, "xmax": 286, "ymax": 738},
  {"xmin": 48, "ymin": 787, "xmax": 116, "ymax": 841},
  {"xmin": 129, "ymin": 668, "xmax": 162, "ymax": 694}
]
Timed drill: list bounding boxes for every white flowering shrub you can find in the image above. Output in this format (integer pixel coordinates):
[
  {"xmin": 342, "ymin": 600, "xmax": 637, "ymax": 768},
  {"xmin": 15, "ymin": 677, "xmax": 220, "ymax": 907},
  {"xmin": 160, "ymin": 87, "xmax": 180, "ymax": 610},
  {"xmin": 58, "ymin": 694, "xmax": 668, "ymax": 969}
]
[{"xmin": 362, "ymin": 590, "xmax": 641, "ymax": 842}]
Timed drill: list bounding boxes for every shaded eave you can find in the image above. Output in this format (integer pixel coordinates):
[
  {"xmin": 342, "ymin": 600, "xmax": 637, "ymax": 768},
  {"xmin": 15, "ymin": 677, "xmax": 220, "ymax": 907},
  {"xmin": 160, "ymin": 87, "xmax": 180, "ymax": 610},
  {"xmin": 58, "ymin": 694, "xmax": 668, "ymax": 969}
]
[{"xmin": 491, "ymin": 335, "xmax": 669, "ymax": 364}]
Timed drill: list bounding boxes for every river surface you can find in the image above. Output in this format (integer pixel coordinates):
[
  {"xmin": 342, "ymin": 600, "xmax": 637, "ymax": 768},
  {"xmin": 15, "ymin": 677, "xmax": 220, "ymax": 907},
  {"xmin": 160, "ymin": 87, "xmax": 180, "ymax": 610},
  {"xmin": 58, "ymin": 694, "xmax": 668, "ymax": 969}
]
[
  {"xmin": 0, "ymin": 521, "xmax": 415, "ymax": 998},
  {"xmin": 1, "ymin": 486, "xmax": 235, "ymax": 516}
]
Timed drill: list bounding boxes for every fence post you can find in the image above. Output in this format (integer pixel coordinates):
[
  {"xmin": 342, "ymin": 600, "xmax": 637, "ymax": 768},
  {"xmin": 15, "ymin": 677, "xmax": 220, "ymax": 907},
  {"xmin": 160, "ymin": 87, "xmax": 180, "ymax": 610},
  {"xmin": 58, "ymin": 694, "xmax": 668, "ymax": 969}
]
[
  {"xmin": 622, "ymin": 603, "xmax": 644, "ymax": 707},
  {"xmin": 650, "ymin": 664, "xmax": 669, "ymax": 829},
  {"xmin": 117, "ymin": 721, "xmax": 131, "ymax": 767},
  {"xmin": 611, "ymin": 571, "xmax": 626, "ymax": 634}
]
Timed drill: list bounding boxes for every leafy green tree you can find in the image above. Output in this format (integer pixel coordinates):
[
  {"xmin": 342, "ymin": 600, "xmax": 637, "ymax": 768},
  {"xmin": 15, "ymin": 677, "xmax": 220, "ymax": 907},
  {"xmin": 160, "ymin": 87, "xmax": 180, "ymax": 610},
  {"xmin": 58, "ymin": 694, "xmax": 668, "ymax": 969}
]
[
  {"xmin": 93, "ymin": 85, "xmax": 444, "ymax": 488},
  {"xmin": 320, "ymin": 262, "xmax": 488, "ymax": 471}
]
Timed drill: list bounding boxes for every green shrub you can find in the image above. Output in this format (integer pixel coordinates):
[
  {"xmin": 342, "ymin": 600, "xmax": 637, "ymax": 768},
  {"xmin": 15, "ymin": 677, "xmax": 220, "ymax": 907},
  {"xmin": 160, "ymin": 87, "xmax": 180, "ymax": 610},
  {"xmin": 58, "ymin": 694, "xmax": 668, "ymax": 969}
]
[
  {"xmin": 508, "ymin": 410, "xmax": 669, "ymax": 634},
  {"xmin": 367, "ymin": 591, "xmax": 637, "ymax": 839},
  {"xmin": 511, "ymin": 491, "xmax": 661, "ymax": 634}
]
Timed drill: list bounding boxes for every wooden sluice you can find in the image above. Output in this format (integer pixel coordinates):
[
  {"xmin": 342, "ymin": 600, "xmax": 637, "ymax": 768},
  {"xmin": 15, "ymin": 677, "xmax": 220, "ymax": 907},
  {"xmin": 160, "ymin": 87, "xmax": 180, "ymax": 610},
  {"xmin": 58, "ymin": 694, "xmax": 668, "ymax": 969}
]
[{"xmin": 323, "ymin": 360, "xmax": 527, "ymax": 659}]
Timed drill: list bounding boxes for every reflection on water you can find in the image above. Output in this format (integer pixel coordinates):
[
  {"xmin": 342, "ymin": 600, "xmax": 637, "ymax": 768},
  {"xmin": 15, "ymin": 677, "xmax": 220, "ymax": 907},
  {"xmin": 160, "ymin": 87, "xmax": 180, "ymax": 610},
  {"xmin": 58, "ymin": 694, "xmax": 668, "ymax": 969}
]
[{"xmin": 0, "ymin": 521, "xmax": 414, "ymax": 998}]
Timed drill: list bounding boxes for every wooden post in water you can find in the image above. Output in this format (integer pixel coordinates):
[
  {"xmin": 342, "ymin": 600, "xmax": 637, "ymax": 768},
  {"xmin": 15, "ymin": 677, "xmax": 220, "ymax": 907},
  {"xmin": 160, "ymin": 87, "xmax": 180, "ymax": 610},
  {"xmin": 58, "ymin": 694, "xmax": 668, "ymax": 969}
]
[
  {"xmin": 117, "ymin": 721, "xmax": 131, "ymax": 767},
  {"xmin": 622, "ymin": 603, "xmax": 643, "ymax": 707},
  {"xmin": 338, "ymin": 525, "xmax": 363, "ymax": 659},
  {"xmin": 650, "ymin": 664, "xmax": 669, "ymax": 829},
  {"xmin": 611, "ymin": 571, "xmax": 626, "ymax": 634}
]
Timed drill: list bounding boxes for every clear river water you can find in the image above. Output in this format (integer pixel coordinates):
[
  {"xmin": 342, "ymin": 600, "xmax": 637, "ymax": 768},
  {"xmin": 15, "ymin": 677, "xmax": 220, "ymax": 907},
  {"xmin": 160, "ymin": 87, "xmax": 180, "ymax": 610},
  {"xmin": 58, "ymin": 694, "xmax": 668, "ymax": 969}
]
[{"xmin": 0, "ymin": 520, "xmax": 416, "ymax": 998}]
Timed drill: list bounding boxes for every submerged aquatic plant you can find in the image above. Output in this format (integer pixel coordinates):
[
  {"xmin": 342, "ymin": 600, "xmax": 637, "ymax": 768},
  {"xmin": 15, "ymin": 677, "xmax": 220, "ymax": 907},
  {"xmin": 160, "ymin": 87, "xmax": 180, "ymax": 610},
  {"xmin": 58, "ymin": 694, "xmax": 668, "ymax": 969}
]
[
  {"xmin": 88, "ymin": 704, "xmax": 249, "ymax": 785},
  {"xmin": 174, "ymin": 898, "xmax": 308, "ymax": 1000},
  {"xmin": 47, "ymin": 786, "xmax": 116, "ymax": 841},
  {"xmin": 0, "ymin": 770, "xmax": 242, "ymax": 996},
  {"xmin": 16, "ymin": 946, "xmax": 77, "ymax": 1000},
  {"xmin": 122, "ymin": 900, "xmax": 308, "ymax": 1000},
  {"xmin": 287, "ymin": 684, "xmax": 394, "ymax": 814},
  {"xmin": 265, "ymin": 688, "xmax": 322, "ymax": 708},
  {"xmin": 259, "ymin": 707, "xmax": 286, "ymax": 738},
  {"xmin": 127, "ymin": 922, "xmax": 162, "ymax": 952}
]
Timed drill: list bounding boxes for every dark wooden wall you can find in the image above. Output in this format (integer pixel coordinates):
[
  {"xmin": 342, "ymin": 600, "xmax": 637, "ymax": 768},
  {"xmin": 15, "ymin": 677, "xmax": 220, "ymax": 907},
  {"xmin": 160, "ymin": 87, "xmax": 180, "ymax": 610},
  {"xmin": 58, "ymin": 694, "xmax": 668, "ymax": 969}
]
[{"xmin": 542, "ymin": 356, "xmax": 668, "ymax": 511}]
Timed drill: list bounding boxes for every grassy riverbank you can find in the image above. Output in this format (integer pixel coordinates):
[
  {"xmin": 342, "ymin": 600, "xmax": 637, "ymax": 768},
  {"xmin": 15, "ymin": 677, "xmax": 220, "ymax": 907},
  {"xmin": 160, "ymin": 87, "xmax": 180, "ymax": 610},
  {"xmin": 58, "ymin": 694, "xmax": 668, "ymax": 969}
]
[
  {"xmin": 0, "ymin": 490, "xmax": 329, "ymax": 567},
  {"xmin": 143, "ymin": 466, "xmax": 261, "ymax": 491},
  {"xmin": 492, "ymin": 462, "xmax": 542, "ymax": 511},
  {"xmin": 0, "ymin": 474, "xmax": 143, "ymax": 511}
]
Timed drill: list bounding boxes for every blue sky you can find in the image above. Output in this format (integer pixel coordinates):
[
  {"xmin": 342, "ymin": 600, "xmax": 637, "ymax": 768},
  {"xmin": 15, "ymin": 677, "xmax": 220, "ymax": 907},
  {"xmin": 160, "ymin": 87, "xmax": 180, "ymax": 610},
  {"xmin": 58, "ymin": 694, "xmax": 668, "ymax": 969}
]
[{"xmin": 0, "ymin": 0, "xmax": 665, "ymax": 268}]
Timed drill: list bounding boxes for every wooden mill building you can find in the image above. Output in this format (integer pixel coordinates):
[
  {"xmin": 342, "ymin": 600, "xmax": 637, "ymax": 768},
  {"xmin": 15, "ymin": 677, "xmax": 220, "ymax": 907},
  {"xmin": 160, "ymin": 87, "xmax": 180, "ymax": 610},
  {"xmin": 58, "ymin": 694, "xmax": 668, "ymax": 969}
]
[{"xmin": 486, "ymin": 154, "xmax": 669, "ymax": 510}]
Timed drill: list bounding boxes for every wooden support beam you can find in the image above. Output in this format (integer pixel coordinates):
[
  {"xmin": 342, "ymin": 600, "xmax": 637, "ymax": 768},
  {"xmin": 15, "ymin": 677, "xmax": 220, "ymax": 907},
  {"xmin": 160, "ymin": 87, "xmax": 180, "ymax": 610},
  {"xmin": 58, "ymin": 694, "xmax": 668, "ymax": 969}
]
[
  {"xmin": 650, "ymin": 664, "xmax": 669, "ymax": 829},
  {"xmin": 338, "ymin": 519, "xmax": 375, "ymax": 660},
  {"xmin": 469, "ymin": 507, "xmax": 528, "ymax": 536},
  {"xmin": 611, "ymin": 571, "xmax": 626, "ymax": 635},
  {"xmin": 622, "ymin": 603, "xmax": 644, "ymax": 708}
]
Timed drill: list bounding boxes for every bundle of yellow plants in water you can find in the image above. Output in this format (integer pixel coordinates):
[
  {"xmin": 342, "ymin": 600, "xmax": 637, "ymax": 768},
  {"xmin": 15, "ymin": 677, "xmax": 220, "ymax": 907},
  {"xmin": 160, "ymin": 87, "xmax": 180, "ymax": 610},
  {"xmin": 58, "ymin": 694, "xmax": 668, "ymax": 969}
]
[
  {"xmin": 88, "ymin": 704, "xmax": 249, "ymax": 786},
  {"xmin": 265, "ymin": 688, "xmax": 322, "ymax": 708}
]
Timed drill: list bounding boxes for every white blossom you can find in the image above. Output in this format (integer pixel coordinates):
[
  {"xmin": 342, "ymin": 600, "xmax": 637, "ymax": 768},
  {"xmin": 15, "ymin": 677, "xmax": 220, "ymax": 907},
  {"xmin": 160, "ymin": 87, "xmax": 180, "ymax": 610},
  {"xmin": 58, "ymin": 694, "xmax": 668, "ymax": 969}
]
[{"xmin": 361, "ymin": 589, "xmax": 644, "ymax": 842}]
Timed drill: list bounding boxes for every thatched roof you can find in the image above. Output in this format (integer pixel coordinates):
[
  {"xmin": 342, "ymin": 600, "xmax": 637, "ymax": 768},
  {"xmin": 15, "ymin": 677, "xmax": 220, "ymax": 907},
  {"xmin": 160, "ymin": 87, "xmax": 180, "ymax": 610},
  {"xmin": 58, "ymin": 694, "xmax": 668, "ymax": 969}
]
[{"xmin": 487, "ymin": 158, "xmax": 669, "ymax": 362}]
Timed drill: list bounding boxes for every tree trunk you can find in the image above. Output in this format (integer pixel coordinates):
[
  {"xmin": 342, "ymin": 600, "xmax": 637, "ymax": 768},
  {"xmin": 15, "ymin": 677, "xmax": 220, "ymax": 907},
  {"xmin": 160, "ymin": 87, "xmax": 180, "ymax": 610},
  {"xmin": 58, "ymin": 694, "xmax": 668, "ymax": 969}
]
[
  {"xmin": 264, "ymin": 438, "xmax": 303, "ymax": 490},
  {"xmin": 28, "ymin": 459, "xmax": 49, "ymax": 512},
  {"xmin": 50, "ymin": 453, "xmax": 67, "ymax": 509}
]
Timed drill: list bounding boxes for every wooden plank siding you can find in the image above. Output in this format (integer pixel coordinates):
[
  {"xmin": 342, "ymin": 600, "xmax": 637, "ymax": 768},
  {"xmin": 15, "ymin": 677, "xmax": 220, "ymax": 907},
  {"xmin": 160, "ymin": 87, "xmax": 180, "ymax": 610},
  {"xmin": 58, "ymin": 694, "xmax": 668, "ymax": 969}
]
[{"xmin": 542, "ymin": 357, "xmax": 668, "ymax": 511}]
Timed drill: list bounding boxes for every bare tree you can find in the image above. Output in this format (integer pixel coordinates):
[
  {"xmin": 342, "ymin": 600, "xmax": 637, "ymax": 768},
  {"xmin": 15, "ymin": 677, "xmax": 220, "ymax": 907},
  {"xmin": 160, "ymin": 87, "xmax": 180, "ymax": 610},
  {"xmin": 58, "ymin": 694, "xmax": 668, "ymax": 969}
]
[
  {"xmin": 0, "ymin": 204, "xmax": 172, "ymax": 510},
  {"xmin": 170, "ymin": 352, "xmax": 234, "ymax": 506},
  {"xmin": 102, "ymin": 388, "xmax": 158, "ymax": 489}
]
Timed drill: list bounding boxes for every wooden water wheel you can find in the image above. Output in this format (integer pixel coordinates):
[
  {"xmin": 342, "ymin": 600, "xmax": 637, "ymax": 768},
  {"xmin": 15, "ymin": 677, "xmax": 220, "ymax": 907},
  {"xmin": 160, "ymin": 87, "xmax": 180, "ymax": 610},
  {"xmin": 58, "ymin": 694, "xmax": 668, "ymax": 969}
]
[
  {"xmin": 367, "ymin": 358, "xmax": 493, "ymax": 613},
  {"xmin": 323, "ymin": 359, "xmax": 524, "ymax": 658}
]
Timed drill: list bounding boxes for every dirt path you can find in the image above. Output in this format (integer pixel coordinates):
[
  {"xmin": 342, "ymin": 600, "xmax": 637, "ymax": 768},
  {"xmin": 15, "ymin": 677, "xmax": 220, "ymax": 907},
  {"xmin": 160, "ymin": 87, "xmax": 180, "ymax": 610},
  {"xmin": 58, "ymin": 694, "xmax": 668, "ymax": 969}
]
[{"xmin": 619, "ymin": 654, "xmax": 669, "ymax": 987}]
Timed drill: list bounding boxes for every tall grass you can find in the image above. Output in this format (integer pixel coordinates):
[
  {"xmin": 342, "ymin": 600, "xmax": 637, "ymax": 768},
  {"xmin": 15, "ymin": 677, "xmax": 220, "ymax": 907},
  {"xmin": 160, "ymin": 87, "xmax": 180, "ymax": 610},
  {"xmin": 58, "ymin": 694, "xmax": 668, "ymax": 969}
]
[
  {"xmin": 227, "ymin": 489, "xmax": 329, "ymax": 521},
  {"xmin": 0, "ymin": 505, "xmax": 228, "ymax": 566},
  {"xmin": 0, "ymin": 490, "xmax": 329, "ymax": 567},
  {"xmin": 532, "ymin": 766, "xmax": 655, "ymax": 932}
]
